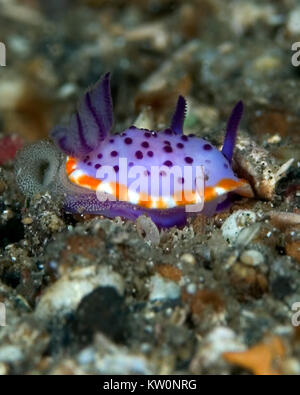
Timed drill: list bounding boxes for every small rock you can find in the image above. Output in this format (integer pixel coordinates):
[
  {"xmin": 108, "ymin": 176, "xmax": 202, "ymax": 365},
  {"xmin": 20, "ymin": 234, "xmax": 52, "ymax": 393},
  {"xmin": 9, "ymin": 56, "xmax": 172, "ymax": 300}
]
[
  {"xmin": 286, "ymin": 240, "xmax": 300, "ymax": 263},
  {"xmin": 287, "ymin": 7, "xmax": 300, "ymax": 35},
  {"xmin": 148, "ymin": 274, "xmax": 180, "ymax": 301},
  {"xmin": 0, "ymin": 79, "xmax": 24, "ymax": 110},
  {"xmin": 0, "ymin": 362, "xmax": 9, "ymax": 375},
  {"xmin": 35, "ymin": 265, "xmax": 124, "ymax": 320},
  {"xmin": 190, "ymin": 327, "xmax": 244, "ymax": 372},
  {"xmin": 282, "ymin": 358, "xmax": 300, "ymax": 375},
  {"xmin": 49, "ymin": 359, "xmax": 86, "ymax": 375},
  {"xmin": 71, "ymin": 286, "xmax": 129, "ymax": 345},
  {"xmin": 253, "ymin": 55, "xmax": 281, "ymax": 73},
  {"xmin": 77, "ymin": 347, "xmax": 96, "ymax": 365},
  {"xmin": 230, "ymin": 263, "xmax": 268, "ymax": 301},
  {"xmin": 155, "ymin": 263, "xmax": 182, "ymax": 282},
  {"xmin": 0, "ymin": 345, "xmax": 23, "ymax": 363},
  {"xmin": 231, "ymin": 2, "xmax": 276, "ymax": 35},
  {"xmin": 180, "ymin": 253, "xmax": 196, "ymax": 265},
  {"xmin": 22, "ymin": 217, "xmax": 33, "ymax": 225},
  {"xmin": 182, "ymin": 288, "xmax": 225, "ymax": 318},
  {"xmin": 96, "ymin": 353, "xmax": 152, "ymax": 375},
  {"xmin": 186, "ymin": 283, "xmax": 197, "ymax": 294},
  {"xmin": 240, "ymin": 249, "xmax": 264, "ymax": 266}
]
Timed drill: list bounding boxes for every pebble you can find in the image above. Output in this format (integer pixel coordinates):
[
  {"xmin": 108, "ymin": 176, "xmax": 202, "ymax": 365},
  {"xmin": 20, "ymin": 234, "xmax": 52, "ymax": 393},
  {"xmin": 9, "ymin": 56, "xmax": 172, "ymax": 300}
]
[
  {"xmin": 186, "ymin": 283, "xmax": 197, "ymax": 294},
  {"xmin": 0, "ymin": 345, "xmax": 23, "ymax": 363},
  {"xmin": 287, "ymin": 7, "xmax": 300, "ymax": 35},
  {"xmin": 240, "ymin": 249, "xmax": 264, "ymax": 266},
  {"xmin": 22, "ymin": 217, "xmax": 33, "ymax": 225},
  {"xmin": 96, "ymin": 353, "xmax": 152, "ymax": 375},
  {"xmin": 35, "ymin": 265, "xmax": 125, "ymax": 320},
  {"xmin": 148, "ymin": 274, "xmax": 180, "ymax": 301},
  {"xmin": 0, "ymin": 362, "xmax": 9, "ymax": 375},
  {"xmin": 286, "ymin": 240, "xmax": 300, "ymax": 263},
  {"xmin": 191, "ymin": 327, "xmax": 244, "ymax": 369},
  {"xmin": 180, "ymin": 253, "xmax": 196, "ymax": 265},
  {"xmin": 282, "ymin": 358, "xmax": 300, "ymax": 375},
  {"xmin": 77, "ymin": 347, "xmax": 96, "ymax": 365},
  {"xmin": 0, "ymin": 78, "xmax": 24, "ymax": 109}
]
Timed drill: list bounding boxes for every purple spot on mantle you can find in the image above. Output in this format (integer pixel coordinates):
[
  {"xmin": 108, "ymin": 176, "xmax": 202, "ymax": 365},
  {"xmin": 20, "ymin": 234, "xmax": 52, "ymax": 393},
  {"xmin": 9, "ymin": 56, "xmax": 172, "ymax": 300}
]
[
  {"xmin": 185, "ymin": 156, "xmax": 193, "ymax": 164},
  {"xmin": 124, "ymin": 137, "xmax": 132, "ymax": 145},
  {"xmin": 203, "ymin": 143, "xmax": 212, "ymax": 151},
  {"xmin": 135, "ymin": 151, "xmax": 143, "ymax": 159},
  {"xmin": 164, "ymin": 146, "xmax": 173, "ymax": 153}
]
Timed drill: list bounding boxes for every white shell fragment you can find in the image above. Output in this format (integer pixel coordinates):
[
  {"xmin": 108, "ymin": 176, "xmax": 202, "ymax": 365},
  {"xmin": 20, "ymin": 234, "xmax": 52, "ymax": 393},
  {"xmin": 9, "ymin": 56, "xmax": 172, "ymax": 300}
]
[
  {"xmin": 221, "ymin": 210, "xmax": 257, "ymax": 245},
  {"xmin": 35, "ymin": 265, "xmax": 124, "ymax": 320}
]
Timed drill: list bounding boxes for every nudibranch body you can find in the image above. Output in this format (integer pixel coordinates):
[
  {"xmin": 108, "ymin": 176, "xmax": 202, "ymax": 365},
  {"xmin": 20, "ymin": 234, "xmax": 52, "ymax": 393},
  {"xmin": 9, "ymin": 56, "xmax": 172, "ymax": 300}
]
[{"xmin": 16, "ymin": 73, "xmax": 253, "ymax": 228}]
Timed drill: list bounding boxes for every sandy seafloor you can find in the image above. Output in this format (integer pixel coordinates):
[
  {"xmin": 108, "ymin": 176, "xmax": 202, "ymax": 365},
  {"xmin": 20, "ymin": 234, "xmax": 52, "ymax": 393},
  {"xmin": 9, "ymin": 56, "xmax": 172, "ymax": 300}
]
[{"xmin": 0, "ymin": 0, "xmax": 299, "ymax": 375}]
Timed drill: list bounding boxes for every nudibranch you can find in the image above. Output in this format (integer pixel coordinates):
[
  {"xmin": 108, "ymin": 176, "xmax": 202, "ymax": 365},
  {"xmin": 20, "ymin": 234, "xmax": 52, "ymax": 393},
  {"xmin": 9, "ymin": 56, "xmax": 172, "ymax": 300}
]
[{"xmin": 15, "ymin": 73, "xmax": 253, "ymax": 228}]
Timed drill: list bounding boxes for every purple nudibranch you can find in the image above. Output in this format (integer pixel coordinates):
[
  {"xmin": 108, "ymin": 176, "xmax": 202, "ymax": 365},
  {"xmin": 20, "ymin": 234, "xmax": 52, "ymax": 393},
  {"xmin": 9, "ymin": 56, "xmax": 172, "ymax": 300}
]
[{"xmin": 15, "ymin": 73, "xmax": 253, "ymax": 228}]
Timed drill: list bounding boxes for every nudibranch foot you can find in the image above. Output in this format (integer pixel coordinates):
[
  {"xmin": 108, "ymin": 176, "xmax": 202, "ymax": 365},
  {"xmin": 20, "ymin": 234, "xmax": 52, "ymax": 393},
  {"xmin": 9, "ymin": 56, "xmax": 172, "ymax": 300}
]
[{"xmin": 64, "ymin": 192, "xmax": 188, "ymax": 228}]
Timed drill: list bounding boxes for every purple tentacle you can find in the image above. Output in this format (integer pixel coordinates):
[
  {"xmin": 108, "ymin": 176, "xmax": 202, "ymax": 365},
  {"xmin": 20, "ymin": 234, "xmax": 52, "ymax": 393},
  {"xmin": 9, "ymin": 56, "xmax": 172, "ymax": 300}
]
[
  {"xmin": 84, "ymin": 72, "xmax": 113, "ymax": 141},
  {"xmin": 222, "ymin": 101, "xmax": 243, "ymax": 164},
  {"xmin": 51, "ymin": 73, "xmax": 113, "ymax": 158},
  {"xmin": 170, "ymin": 95, "xmax": 187, "ymax": 135}
]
